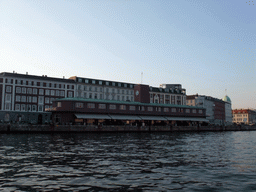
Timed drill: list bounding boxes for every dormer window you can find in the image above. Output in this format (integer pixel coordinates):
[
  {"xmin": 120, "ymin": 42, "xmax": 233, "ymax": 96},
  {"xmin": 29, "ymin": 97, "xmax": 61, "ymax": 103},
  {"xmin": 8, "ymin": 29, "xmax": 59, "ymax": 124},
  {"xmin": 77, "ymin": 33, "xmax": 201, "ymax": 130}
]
[{"xmin": 106, "ymin": 82, "xmax": 109, "ymax": 86}]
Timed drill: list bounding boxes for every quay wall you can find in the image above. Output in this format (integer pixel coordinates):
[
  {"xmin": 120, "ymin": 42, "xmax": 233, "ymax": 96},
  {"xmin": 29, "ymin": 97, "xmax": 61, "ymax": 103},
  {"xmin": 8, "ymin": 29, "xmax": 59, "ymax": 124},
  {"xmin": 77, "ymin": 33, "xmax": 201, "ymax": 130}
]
[{"xmin": 0, "ymin": 124, "xmax": 255, "ymax": 133}]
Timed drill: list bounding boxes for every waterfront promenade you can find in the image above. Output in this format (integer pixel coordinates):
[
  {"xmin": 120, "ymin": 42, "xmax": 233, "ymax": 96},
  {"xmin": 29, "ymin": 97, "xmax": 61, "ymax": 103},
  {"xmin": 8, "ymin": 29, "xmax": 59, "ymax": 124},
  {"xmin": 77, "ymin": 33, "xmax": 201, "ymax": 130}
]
[{"xmin": 0, "ymin": 124, "xmax": 255, "ymax": 133}]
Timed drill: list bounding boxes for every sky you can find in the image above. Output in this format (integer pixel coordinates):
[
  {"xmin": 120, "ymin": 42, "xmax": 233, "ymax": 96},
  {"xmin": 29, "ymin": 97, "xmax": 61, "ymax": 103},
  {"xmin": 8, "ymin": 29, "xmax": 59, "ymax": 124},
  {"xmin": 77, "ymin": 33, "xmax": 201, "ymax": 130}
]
[{"xmin": 0, "ymin": 0, "xmax": 255, "ymax": 109}]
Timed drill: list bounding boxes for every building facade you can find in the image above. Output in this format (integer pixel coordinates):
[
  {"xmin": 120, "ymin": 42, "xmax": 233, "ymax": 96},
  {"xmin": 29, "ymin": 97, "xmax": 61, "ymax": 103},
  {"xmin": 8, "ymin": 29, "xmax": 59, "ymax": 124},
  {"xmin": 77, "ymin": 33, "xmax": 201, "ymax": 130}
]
[
  {"xmin": 49, "ymin": 85, "xmax": 207, "ymax": 126},
  {"xmin": 186, "ymin": 94, "xmax": 232, "ymax": 125},
  {"xmin": 0, "ymin": 71, "xmax": 190, "ymax": 124},
  {"xmin": 0, "ymin": 72, "xmax": 76, "ymax": 123},
  {"xmin": 232, "ymin": 109, "xmax": 256, "ymax": 125}
]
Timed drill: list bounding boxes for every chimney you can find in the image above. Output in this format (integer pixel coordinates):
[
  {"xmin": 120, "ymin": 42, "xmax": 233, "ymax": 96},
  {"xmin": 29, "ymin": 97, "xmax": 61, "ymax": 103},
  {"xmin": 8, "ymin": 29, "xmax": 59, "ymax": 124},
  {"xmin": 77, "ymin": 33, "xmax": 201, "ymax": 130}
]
[{"xmin": 26, "ymin": 72, "xmax": 28, "ymax": 75}]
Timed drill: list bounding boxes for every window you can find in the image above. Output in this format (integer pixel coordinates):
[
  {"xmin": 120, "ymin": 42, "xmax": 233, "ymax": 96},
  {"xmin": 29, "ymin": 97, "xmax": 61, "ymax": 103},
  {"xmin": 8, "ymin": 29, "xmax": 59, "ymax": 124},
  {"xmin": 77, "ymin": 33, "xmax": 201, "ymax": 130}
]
[
  {"xmin": 124, "ymin": 84, "xmax": 127, "ymax": 87},
  {"xmin": 192, "ymin": 109, "xmax": 196, "ymax": 113},
  {"xmin": 109, "ymin": 104, "xmax": 116, "ymax": 110},
  {"xmin": 27, "ymin": 88, "xmax": 32, "ymax": 94},
  {"xmin": 120, "ymin": 105, "xmax": 126, "ymax": 110},
  {"xmin": 131, "ymin": 96, "xmax": 134, "ymax": 101},
  {"xmin": 199, "ymin": 110, "xmax": 202, "ymax": 114},
  {"xmin": 112, "ymin": 89, "xmax": 115, "ymax": 93},
  {"xmin": 56, "ymin": 90, "xmax": 60, "ymax": 96},
  {"xmin": 15, "ymin": 104, "xmax": 20, "ymax": 111},
  {"xmin": 27, "ymin": 96, "xmax": 32, "ymax": 103},
  {"xmin": 38, "ymin": 105, "xmax": 43, "ymax": 112},
  {"xmin": 5, "ymin": 103, "xmax": 11, "ymax": 110},
  {"xmin": 106, "ymin": 82, "xmax": 109, "ymax": 85},
  {"xmin": 45, "ymin": 97, "xmax": 50, "ymax": 104},
  {"xmin": 50, "ymin": 98, "xmax": 53, "ymax": 104},
  {"xmin": 16, "ymin": 95, "xmax": 21, "ymax": 102},
  {"xmin": 186, "ymin": 109, "xmax": 190, "ymax": 113},
  {"xmin": 156, "ymin": 107, "xmax": 161, "ymax": 112},
  {"xmin": 60, "ymin": 91, "xmax": 65, "ymax": 97},
  {"xmin": 171, "ymin": 108, "xmax": 176, "ymax": 112},
  {"xmin": 129, "ymin": 106, "xmax": 135, "ymax": 111},
  {"xmin": 16, "ymin": 87, "xmax": 21, "ymax": 93},
  {"xmin": 22, "ymin": 87, "xmax": 26, "ymax": 94},
  {"xmin": 51, "ymin": 90, "xmax": 55, "ymax": 96},
  {"xmin": 99, "ymin": 81, "xmax": 102, "ymax": 85},
  {"xmin": 21, "ymin": 96, "xmax": 26, "ymax": 102},
  {"xmin": 87, "ymin": 103, "xmax": 95, "ymax": 108},
  {"xmin": 92, "ymin": 80, "xmax": 95, "ymax": 84},
  {"xmin": 45, "ymin": 90, "xmax": 50, "ymax": 95},
  {"xmin": 6, "ymin": 86, "xmax": 11, "ymax": 92},
  {"xmin": 76, "ymin": 102, "xmax": 84, "ymax": 108},
  {"xmin": 89, "ymin": 93, "xmax": 92, "ymax": 99},
  {"xmin": 68, "ymin": 91, "xmax": 73, "ymax": 97},
  {"xmin": 112, "ymin": 82, "xmax": 115, "ymax": 86},
  {"xmin": 118, "ymin": 83, "xmax": 121, "ymax": 87},
  {"xmin": 126, "ymin": 96, "xmax": 129, "ymax": 101},
  {"xmin": 27, "ymin": 105, "xmax": 31, "ymax": 112},
  {"xmin": 94, "ymin": 94, "xmax": 98, "ymax": 99},
  {"xmin": 126, "ymin": 90, "xmax": 128, "ymax": 94},
  {"xmin": 39, "ymin": 89, "xmax": 44, "ymax": 95},
  {"xmin": 130, "ymin": 84, "xmax": 133, "ymax": 88},
  {"xmin": 117, "ymin": 95, "xmax": 120, "ymax": 101},
  {"xmin": 148, "ymin": 107, "xmax": 153, "ymax": 111},
  {"xmin": 78, "ymin": 78, "xmax": 82, "ymax": 83},
  {"xmin": 33, "ymin": 88, "xmax": 37, "ymax": 95},
  {"xmin": 164, "ymin": 108, "xmax": 169, "ymax": 112},
  {"xmin": 38, "ymin": 96, "xmax": 44, "ymax": 104},
  {"xmin": 32, "ymin": 105, "xmax": 37, "ymax": 112},
  {"xmin": 122, "ymin": 90, "xmax": 124, "ymax": 94},
  {"xmin": 21, "ymin": 104, "xmax": 26, "ymax": 111},
  {"xmin": 89, "ymin": 86, "xmax": 92, "ymax": 91},
  {"xmin": 100, "ymin": 94, "xmax": 103, "ymax": 99},
  {"xmin": 98, "ymin": 104, "xmax": 106, "ymax": 109},
  {"xmin": 122, "ymin": 96, "xmax": 125, "ymax": 101},
  {"xmin": 85, "ymin": 79, "xmax": 89, "ymax": 83},
  {"xmin": 32, "ymin": 97, "xmax": 37, "ymax": 103},
  {"xmin": 141, "ymin": 106, "xmax": 145, "ymax": 111}
]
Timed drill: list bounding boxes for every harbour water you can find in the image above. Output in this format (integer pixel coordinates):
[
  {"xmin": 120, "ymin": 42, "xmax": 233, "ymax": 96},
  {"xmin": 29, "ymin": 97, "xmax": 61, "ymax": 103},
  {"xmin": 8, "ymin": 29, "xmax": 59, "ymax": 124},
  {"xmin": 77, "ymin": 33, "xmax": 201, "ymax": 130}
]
[{"xmin": 1, "ymin": 131, "xmax": 256, "ymax": 191}]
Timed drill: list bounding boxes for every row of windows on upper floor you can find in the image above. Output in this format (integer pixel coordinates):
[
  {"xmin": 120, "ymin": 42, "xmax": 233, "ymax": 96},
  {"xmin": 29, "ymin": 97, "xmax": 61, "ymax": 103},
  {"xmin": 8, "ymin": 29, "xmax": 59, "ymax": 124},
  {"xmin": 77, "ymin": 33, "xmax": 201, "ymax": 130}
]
[
  {"xmin": 3, "ymin": 79, "xmax": 74, "ymax": 89},
  {"xmin": 77, "ymin": 86, "xmax": 134, "ymax": 95},
  {"xmin": 79, "ymin": 93, "xmax": 134, "ymax": 101},
  {"xmin": 5, "ymin": 103, "xmax": 52, "ymax": 112},
  {"xmin": 77, "ymin": 78, "xmax": 134, "ymax": 88},
  {"xmin": 58, "ymin": 102, "xmax": 203, "ymax": 114},
  {"xmin": 150, "ymin": 94, "xmax": 184, "ymax": 99},
  {"xmin": 5, "ymin": 86, "xmax": 74, "ymax": 97},
  {"xmin": 5, "ymin": 93, "xmax": 74, "ymax": 104}
]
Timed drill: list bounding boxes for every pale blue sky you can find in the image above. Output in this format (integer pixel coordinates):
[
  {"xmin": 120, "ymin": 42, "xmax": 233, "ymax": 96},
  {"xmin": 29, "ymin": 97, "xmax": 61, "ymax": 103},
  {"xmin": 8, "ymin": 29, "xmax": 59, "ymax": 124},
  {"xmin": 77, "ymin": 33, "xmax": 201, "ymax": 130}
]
[{"xmin": 0, "ymin": 0, "xmax": 255, "ymax": 109}]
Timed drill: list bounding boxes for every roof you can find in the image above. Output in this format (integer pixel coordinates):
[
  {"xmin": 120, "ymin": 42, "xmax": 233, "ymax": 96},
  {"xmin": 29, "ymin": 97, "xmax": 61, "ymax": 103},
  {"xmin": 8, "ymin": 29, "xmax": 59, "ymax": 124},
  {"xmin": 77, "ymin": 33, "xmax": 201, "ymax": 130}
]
[
  {"xmin": 0, "ymin": 72, "xmax": 76, "ymax": 83},
  {"xmin": 223, "ymin": 95, "xmax": 231, "ymax": 103},
  {"xmin": 54, "ymin": 97, "xmax": 204, "ymax": 109}
]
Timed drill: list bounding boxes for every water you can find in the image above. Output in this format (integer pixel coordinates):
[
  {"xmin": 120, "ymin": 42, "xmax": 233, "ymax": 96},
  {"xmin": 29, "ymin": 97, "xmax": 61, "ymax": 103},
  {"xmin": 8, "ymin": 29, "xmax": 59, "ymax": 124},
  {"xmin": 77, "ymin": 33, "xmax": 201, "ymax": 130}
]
[{"xmin": 1, "ymin": 131, "xmax": 256, "ymax": 191}]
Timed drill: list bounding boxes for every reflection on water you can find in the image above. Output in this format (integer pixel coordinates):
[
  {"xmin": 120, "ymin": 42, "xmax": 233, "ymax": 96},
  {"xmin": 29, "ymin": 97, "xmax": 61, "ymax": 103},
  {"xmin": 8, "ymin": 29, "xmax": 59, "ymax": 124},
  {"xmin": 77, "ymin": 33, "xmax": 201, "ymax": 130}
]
[{"xmin": 1, "ymin": 132, "xmax": 256, "ymax": 191}]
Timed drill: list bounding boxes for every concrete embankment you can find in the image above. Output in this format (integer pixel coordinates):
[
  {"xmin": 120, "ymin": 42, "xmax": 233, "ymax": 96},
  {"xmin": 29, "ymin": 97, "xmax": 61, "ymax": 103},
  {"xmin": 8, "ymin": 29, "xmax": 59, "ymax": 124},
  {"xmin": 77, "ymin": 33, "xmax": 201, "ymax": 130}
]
[{"xmin": 0, "ymin": 124, "xmax": 255, "ymax": 133}]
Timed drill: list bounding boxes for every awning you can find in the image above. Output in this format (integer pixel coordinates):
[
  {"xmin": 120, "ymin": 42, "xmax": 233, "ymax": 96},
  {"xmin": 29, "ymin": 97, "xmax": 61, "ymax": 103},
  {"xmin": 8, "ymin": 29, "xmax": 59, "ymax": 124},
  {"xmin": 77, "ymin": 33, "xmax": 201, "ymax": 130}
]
[
  {"xmin": 139, "ymin": 116, "xmax": 167, "ymax": 121},
  {"xmin": 164, "ymin": 117, "xmax": 209, "ymax": 122},
  {"xmin": 75, "ymin": 114, "xmax": 112, "ymax": 119},
  {"xmin": 109, "ymin": 115, "xmax": 141, "ymax": 120}
]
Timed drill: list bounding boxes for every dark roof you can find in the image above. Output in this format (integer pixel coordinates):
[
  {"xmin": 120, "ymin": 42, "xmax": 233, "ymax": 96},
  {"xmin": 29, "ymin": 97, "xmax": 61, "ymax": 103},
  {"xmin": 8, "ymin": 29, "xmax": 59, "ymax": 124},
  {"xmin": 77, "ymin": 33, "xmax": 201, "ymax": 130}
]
[
  {"xmin": 54, "ymin": 97, "xmax": 204, "ymax": 109},
  {"xmin": 0, "ymin": 72, "xmax": 76, "ymax": 83},
  {"xmin": 187, "ymin": 95, "xmax": 225, "ymax": 103}
]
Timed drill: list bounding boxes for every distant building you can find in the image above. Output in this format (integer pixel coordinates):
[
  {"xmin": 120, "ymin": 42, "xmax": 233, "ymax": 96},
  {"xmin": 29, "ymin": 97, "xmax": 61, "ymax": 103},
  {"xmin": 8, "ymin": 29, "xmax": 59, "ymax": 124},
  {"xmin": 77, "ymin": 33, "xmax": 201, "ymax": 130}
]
[
  {"xmin": 186, "ymin": 94, "xmax": 232, "ymax": 125},
  {"xmin": 232, "ymin": 109, "xmax": 256, "ymax": 124}
]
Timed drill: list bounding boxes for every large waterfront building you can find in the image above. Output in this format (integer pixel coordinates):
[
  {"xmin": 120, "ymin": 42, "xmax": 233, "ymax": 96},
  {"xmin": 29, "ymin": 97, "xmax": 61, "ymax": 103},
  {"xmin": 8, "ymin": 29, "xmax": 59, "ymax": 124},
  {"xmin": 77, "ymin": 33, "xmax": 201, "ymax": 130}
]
[
  {"xmin": 0, "ymin": 71, "xmax": 199, "ymax": 125},
  {"xmin": 186, "ymin": 94, "xmax": 232, "ymax": 125},
  {"xmin": 232, "ymin": 109, "xmax": 256, "ymax": 125}
]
